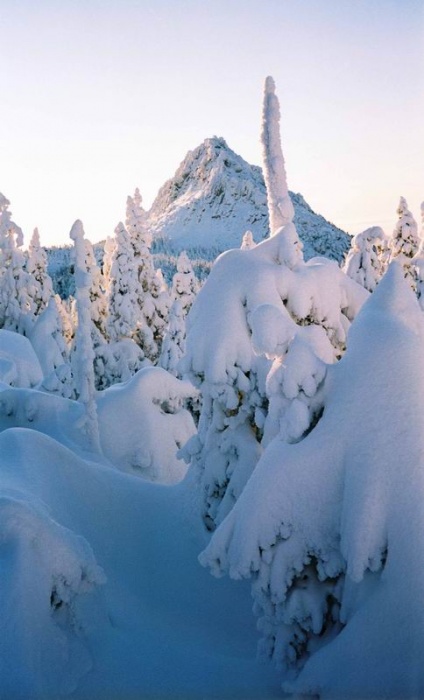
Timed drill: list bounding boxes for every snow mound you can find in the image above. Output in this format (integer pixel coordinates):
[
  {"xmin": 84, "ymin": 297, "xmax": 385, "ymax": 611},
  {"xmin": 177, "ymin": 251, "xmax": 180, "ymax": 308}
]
[
  {"xmin": 0, "ymin": 329, "xmax": 43, "ymax": 388},
  {"xmin": 97, "ymin": 366, "xmax": 197, "ymax": 483}
]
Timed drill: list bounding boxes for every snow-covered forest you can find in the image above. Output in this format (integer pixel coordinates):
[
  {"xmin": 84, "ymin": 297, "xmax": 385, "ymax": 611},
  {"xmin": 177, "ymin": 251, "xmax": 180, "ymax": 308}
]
[{"xmin": 1, "ymin": 76, "xmax": 424, "ymax": 700}]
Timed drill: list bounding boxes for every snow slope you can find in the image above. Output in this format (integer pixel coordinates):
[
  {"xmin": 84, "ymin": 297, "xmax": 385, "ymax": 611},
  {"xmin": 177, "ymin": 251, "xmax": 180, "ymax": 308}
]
[
  {"xmin": 148, "ymin": 137, "xmax": 351, "ymax": 261},
  {"xmin": 0, "ymin": 427, "xmax": 280, "ymax": 699}
]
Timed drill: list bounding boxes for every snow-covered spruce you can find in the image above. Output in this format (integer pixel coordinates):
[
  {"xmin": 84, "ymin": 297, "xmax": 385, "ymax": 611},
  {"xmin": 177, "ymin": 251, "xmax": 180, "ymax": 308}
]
[
  {"xmin": 181, "ymin": 227, "xmax": 367, "ymax": 531},
  {"xmin": 343, "ymin": 225, "xmax": 386, "ymax": 292},
  {"xmin": 159, "ymin": 251, "xmax": 199, "ymax": 376},
  {"xmin": 181, "ymin": 77, "xmax": 367, "ymax": 531},
  {"xmin": 200, "ymin": 262, "xmax": 424, "ymax": 699},
  {"xmin": 26, "ymin": 227, "xmax": 54, "ymax": 316},
  {"xmin": 388, "ymin": 196, "xmax": 420, "ymax": 284},
  {"xmin": 69, "ymin": 220, "xmax": 101, "ymax": 453},
  {"xmin": 101, "ymin": 222, "xmax": 145, "ymax": 388},
  {"xmin": 413, "ymin": 201, "xmax": 424, "ymax": 310},
  {"xmin": 261, "ymin": 76, "xmax": 294, "ymax": 235},
  {"xmin": 126, "ymin": 189, "xmax": 171, "ymax": 363}
]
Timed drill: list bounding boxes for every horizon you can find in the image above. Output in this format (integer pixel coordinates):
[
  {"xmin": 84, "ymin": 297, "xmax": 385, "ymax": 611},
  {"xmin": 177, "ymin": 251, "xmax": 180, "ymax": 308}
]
[{"xmin": 2, "ymin": 0, "xmax": 424, "ymax": 247}]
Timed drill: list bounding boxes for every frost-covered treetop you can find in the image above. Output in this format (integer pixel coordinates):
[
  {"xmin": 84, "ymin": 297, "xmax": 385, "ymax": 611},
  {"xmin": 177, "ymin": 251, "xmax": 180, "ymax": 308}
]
[{"xmin": 261, "ymin": 76, "xmax": 294, "ymax": 235}]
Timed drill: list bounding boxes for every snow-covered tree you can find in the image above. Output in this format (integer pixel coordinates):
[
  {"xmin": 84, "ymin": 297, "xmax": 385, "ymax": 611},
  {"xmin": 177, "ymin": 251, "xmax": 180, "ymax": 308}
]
[
  {"xmin": 388, "ymin": 197, "xmax": 419, "ymax": 282},
  {"xmin": 69, "ymin": 220, "xmax": 101, "ymax": 452},
  {"xmin": 30, "ymin": 296, "xmax": 75, "ymax": 399},
  {"xmin": 180, "ymin": 77, "xmax": 367, "ymax": 531},
  {"xmin": 0, "ymin": 194, "xmax": 32, "ymax": 333},
  {"xmin": 158, "ymin": 300, "xmax": 186, "ymax": 376},
  {"xmin": 240, "ymin": 230, "xmax": 256, "ymax": 250},
  {"xmin": 411, "ymin": 201, "xmax": 424, "ymax": 309},
  {"xmin": 201, "ymin": 263, "xmax": 424, "ymax": 699},
  {"xmin": 26, "ymin": 227, "xmax": 54, "ymax": 315},
  {"xmin": 125, "ymin": 189, "xmax": 171, "ymax": 362},
  {"xmin": 171, "ymin": 251, "xmax": 199, "ymax": 314},
  {"xmin": 343, "ymin": 226, "xmax": 386, "ymax": 292},
  {"xmin": 100, "ymin": 223, "xmax": 145, "ymax": 388},
  {"xmin": 261, "ymin": 76, "xmax": 295, "ymax": 235}
]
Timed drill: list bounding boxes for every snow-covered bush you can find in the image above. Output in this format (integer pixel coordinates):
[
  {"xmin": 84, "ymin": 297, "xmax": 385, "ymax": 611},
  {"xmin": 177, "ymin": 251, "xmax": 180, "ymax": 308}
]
[
  {"xmin": 201, "ymin": 263, "xmax": 424, "ymax": 699},
  {"xmin": 343, "ymin": 225, "xmax": 386, "ymax": 291}
]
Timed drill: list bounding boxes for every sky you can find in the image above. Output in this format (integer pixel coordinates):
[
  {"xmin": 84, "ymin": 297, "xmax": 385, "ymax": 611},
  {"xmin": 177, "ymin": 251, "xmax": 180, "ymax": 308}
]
[{"xmin": 1, "ymin": 0, "xmax": 423, "ymax": 247}]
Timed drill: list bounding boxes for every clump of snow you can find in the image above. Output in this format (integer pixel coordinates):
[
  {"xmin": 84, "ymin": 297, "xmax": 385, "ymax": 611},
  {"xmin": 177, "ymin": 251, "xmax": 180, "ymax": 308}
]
[{"xmin": 97, "ymin": 366, "xmax": 197, "ymax": 484}]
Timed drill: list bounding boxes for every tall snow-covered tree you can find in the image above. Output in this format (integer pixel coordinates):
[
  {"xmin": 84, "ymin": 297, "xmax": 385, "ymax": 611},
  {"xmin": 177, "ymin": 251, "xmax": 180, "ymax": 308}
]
[
  {"xmin": 26, "ymin": 227, "xmax": 54, "ymax": 315},
  {"xmin": 125, "ymin": 189, "xmax": 171, "ymax": 362},
  {"xmin": 69, "ymin": 220, "xmax": 101, "ymax": 452},
  {"xmin": 180, "ymin": 77, "xmax": 367, "ymax": 532},
  {"xmin": 343, "ymin": 226, "xmax": 386, "ymax": 292},
  {"xmin": 158, "ymin": 299, "xmax": 186, "ymax": 376},
  {"xmin": 106, "ymin": 222, "xmax": 141, "ymax": 343},
  {"xmin": 100, "ymin": 222, "xmax": 145, "ymax": 388},
  {"xmin": 201, "ymin": 263, "xmax": 424, "ymax": 700},
  {"xmin": 261, "ymin": 76, "xmax": 295, "ymax": 235}
]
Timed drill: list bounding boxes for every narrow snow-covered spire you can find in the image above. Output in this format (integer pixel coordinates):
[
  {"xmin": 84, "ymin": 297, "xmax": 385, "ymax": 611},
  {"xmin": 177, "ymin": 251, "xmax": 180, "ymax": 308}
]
[
  {"xmin": 261, "ymin": 76, "xmax": 295, "ymax": 235},
  {"xmin": 70, "ymin": 220, "xmax": 101, "ymax": 454}
]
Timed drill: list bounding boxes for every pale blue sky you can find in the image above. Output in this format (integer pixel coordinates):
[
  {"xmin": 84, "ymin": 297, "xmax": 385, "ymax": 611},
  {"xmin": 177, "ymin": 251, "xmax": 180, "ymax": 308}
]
[{"xmin": 1, "ymin": 0, "xmax": 423, "ymax": 246}]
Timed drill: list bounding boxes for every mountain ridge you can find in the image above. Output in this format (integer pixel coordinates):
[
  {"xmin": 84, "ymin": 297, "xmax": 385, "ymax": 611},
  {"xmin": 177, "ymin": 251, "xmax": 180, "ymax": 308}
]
[{"xmin": 147, "ymin": 136, "xmax": 351, "ymax": 262}]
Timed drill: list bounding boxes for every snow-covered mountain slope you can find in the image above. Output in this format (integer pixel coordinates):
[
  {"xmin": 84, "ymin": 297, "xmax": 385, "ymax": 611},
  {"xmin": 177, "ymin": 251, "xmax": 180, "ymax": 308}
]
[{"xmin": 148, "ymin": 137, "xmax": 351, "ymax": 261}]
